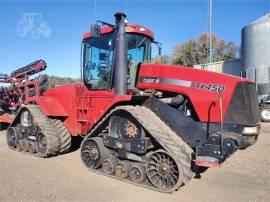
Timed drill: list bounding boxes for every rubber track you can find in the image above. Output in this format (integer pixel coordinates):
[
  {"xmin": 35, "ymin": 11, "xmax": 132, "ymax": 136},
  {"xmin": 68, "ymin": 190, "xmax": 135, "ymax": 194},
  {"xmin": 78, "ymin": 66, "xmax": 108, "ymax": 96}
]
[
  {"xmin": 23, "ymin": 105, "xmax": 60, "ymax": 157},
  {"xmin": 49, "ymin": 119, "xmax": 71, "ymax": 154},
  {"xmin": 82, "ymin": 105, "xmax": 195, "ymax": 192}
]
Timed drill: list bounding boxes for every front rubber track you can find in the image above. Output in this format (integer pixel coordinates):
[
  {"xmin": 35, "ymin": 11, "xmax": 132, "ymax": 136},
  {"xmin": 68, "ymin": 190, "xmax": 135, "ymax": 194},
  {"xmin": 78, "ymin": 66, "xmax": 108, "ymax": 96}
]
[{"xmin": 80, "ymin": 105, "xmax": 195, "ymax": 193}]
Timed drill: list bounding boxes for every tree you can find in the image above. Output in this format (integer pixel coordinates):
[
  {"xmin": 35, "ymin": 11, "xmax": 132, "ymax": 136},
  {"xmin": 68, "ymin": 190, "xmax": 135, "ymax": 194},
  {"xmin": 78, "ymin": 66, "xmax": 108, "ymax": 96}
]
[
  {"xmin": 152, "ymin": 54, "xmax": 171, "ymax": 64},
  {"xmin": 172, "ymin": 33, "xmax": 239, "ymax": 67},
  {"xmin": 41, "ymin": 74, "xmax": 81, "ymax": 90}
]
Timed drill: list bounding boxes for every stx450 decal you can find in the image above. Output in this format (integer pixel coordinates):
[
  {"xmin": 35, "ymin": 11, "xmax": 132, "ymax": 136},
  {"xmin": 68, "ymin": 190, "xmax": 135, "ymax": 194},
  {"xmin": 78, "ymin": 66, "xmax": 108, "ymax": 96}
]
[{"xmin": 139, "ymin": 77, "xmax": 225, "ymax": 93}]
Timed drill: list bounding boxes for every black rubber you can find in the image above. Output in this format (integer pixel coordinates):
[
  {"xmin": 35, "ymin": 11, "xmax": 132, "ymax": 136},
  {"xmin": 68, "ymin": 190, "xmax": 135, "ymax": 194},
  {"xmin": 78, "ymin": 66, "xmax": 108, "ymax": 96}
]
[{"xmin": 49, "ymin": 119, "xmax": 71, "ymax": 154}]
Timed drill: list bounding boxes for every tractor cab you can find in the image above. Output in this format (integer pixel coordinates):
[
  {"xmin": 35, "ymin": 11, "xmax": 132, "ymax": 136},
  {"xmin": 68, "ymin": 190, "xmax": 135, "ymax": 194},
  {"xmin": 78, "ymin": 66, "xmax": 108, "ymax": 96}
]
[{"xmin": 82, "ymin": 23, "xmax": 154, "ymax": 90}]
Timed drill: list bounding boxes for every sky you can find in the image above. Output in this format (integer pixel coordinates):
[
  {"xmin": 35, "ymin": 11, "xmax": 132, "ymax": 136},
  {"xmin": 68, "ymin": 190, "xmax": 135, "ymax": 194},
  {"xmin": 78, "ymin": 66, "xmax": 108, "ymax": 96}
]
[{"xmin": 0, "ymin": 0, "xmax": 269, "ymax": 78}]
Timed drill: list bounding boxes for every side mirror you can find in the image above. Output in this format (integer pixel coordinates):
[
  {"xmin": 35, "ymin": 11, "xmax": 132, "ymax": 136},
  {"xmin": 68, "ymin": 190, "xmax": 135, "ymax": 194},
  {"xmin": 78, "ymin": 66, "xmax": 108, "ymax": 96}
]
[
  {"xmin": 91, "ymin": 23, "xmax": 101, "ymax": 37},
  {"xmin": 158, "ymin": 45, "xmax": 162, "ymax": 56},
  {"xmin": 153, "ymin": 41, "xmax": 162, "ymax": 56}
]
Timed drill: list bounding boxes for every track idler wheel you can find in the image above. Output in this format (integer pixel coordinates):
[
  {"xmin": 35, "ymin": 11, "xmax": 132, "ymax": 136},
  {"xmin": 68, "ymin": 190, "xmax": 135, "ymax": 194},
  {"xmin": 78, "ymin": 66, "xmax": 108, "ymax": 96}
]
[
  {"xmin": 6, "ymin": 127, "xmax": 18, "ymax": 148},
  {"xmin": 129, "ymin": 163, "xmax": 146, "ymax": 183},
  {"xmin": 81, "ymin": 137, "xmax": 110, "ymax": 169},
  {"xmin": 28, "ymin": 142, "xmax": 37, "ymax": 154},
  {"xmin": 146, "ymin": 150, "xmax": 181, "ymax": 191},
  {"xmin": 102, "ymin": 157, "xmax": 119, "ymax": 175},
  {"xmin": 36, "ymin": 132, "xmax": 48, "ymax": 155},
  {"xmin": 115, "ymin": 161, "xmax": 132, "ymax": 179}
]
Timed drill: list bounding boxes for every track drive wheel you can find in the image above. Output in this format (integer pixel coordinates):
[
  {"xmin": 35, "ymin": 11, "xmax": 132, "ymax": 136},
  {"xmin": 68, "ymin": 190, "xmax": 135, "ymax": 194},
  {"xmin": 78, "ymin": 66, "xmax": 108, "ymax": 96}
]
[
  {"xmin": 81, "ymin": 137, "xmax": 110, "ymax": 169},
  {"xmin": 146, "ymin": 150, "xmax": 182, "ymax": 191}
]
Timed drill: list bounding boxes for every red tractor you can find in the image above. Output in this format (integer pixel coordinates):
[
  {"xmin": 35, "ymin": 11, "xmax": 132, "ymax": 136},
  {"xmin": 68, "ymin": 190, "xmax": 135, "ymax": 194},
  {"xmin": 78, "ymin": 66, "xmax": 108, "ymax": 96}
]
[{"xmin": 4, "ymin": 13, "xmax": 260, "ymax": 192}]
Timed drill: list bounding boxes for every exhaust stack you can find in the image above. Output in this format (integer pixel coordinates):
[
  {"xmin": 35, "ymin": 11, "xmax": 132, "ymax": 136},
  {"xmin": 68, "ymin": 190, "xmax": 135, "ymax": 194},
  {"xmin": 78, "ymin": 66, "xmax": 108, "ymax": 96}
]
[{"xmin": 113, "ymin": 12, "xmax": 128, "ymax": 95}]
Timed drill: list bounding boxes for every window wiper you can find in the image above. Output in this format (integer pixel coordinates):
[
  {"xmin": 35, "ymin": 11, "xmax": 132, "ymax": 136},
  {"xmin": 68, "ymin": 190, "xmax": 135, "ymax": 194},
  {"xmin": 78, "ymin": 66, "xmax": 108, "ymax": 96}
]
[
  {"xmin": 97, "ymin": 20, "xmax": 114, "ymax": 28},
  {"xmin": 136, "ymin": 37, "xmax": 147, "ymax": 48}
]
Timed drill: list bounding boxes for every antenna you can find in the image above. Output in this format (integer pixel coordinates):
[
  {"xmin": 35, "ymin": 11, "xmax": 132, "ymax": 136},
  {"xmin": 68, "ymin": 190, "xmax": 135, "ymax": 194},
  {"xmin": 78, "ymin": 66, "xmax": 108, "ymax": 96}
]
[
  {"xmin": 124, "ymin": 0, "xmax": 127, "ymax": 14},
  {"xmin": 94, "ymin": 0, "xmax": 98, "ymax": 21},
  {"xmin": 208, "ymin": 0, "xmax": 213, "ymax": 69}
]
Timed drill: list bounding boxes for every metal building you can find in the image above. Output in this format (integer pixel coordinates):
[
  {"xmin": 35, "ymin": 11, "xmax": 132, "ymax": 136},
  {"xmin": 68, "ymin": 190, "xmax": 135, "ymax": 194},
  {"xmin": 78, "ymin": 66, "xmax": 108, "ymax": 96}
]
[
  {"xmin": 193, "ymin": 59, "xmax": 242, "ymax": 77},
  {"xmin": 241, "ymin": 13, "xmax": 270, "ymax": 96}
]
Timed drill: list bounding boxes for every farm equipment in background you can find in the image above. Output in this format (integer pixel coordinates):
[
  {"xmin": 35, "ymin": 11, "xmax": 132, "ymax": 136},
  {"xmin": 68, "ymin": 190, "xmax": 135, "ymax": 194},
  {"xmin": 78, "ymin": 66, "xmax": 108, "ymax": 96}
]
[
  {"xmin": 0, "ymin": 60, "xmax": 47, "ymax": 129},
  {"xmin": 260, "ymin": 95, "xmax": 270, "ymax": 122},
  {"xmin": 3, "ymin": 13, "xmax": 260, "ymax": 193}
]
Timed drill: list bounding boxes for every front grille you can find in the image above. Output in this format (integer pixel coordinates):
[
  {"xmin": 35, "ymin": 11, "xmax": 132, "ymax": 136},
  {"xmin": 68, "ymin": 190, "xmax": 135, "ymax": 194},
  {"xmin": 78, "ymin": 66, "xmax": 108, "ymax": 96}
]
[{"xmin": 224, "ymin": 82, "xmax": 259, "ymax": 125}]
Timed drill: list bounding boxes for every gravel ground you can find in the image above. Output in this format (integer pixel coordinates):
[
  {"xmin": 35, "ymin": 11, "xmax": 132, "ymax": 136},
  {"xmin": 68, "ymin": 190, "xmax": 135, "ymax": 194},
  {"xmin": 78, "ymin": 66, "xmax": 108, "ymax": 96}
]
[{"xmin": 0, "ymin": 123, "xmax": 269, "ymax": 202}]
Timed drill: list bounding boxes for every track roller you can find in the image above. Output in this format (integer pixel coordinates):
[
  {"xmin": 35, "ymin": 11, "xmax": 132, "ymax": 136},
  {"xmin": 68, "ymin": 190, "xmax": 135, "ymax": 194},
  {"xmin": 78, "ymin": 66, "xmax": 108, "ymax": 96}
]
[
  {"xmin": 81, "ymin": 137, "xmax": 110, "ymax": 169},
  {"xmin": 21, "ymin": 140, "xmax": 28, "ymax": 152},
  {"xmin": 115, "ymin": 161, "xmax": 132, "ymax": 179},
  {"xmin": 16, "ymin": 140, "xmax": 23, "ymax": 152},
  {"xmin": 146, "ymin": 150, "xmax": 181, "ymax": 191},
  {"xmin": 129, "ymin": 163, "xmax": 146, "ymax": 183},
  {"xmin": 28, "ymin": 142, "xmax": 37, "ymax": 154},
  {"xmin": 102, "ymin": 157, "xmax": 119, "ymax": 175}
]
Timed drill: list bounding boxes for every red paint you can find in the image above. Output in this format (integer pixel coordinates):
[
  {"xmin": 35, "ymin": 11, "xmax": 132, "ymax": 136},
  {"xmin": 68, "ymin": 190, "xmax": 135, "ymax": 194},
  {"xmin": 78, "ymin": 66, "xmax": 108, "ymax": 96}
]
[
  {"xmin": 137, "ymin": 64, "xmax": 251, "ymax": 123},
  {"xmin": 29, "ymin": 84, "xmax": 132, "ymax": 135},
  {"xmin": 83, "ymin": 24, "xmax": 154, "ymax": 40},
  {"xmin": 0, "ymin": 114, "xmax": 13, "ymax": 124}
]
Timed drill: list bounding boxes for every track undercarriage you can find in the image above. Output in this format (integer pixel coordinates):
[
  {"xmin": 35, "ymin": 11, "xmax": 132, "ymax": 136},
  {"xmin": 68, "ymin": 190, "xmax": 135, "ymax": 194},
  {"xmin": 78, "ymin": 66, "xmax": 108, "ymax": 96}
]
[
  {"xmin": 80, "ymin": 105, "xmax": 195, "ymax": 193},
  {"xmin": 6, "ymin": 105, "xmax": 71, "ymax": 157}
]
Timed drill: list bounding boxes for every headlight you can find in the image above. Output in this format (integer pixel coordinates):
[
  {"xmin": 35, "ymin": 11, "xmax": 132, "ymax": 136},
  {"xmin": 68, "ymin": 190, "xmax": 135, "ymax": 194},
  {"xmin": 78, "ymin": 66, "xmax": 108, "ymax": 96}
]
[{"xmin": 242, "ymin": 126, "xmax": 258, "ymax": 135}]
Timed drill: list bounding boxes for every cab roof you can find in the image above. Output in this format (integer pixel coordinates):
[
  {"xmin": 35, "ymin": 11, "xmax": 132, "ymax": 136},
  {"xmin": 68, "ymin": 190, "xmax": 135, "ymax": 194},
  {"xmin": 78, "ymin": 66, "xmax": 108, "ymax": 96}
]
[{"xmin": 82, "ymin": 24, "xmax": 154, "ymax": 40}]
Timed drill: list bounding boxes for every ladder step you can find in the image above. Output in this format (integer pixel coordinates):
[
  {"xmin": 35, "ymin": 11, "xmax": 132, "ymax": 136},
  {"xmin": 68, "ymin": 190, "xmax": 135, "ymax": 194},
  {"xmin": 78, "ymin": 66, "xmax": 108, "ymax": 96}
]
[{"xmin": 77, "ymin": 119, "xmax": 90, "ymax": 123}]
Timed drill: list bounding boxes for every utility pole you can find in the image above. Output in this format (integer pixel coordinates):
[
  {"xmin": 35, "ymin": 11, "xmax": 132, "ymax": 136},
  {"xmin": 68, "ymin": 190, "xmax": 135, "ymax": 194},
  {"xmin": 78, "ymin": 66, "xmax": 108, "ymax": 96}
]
[{"xmin": 208, "ymin": 0, "xmax": 213, "ymax": 69}]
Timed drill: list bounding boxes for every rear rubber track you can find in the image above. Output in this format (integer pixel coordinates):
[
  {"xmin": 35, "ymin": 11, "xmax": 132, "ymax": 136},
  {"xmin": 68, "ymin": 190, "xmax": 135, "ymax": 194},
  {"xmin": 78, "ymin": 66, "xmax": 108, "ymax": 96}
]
[
  {"xmin": 49, "ymin": 118, "xmax": 71, "ymax": 154},
  {"xmin": 25, "ymin": 105, "xmax": 60, "ymax": 157}
]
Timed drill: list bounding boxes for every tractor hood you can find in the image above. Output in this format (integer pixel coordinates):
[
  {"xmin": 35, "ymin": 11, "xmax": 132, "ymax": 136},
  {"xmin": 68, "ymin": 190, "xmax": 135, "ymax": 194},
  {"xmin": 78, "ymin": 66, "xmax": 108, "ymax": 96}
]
[{"xmin": 136, "ymin": 64, "xmax": 259, "ymax": 124}]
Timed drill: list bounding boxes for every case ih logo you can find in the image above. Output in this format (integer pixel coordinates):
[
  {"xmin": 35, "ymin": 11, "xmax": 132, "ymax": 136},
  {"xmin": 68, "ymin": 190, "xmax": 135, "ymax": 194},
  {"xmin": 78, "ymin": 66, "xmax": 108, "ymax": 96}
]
[{"xmin": 142, "ymin": 77, "xmax": 160, "ymax": 83}]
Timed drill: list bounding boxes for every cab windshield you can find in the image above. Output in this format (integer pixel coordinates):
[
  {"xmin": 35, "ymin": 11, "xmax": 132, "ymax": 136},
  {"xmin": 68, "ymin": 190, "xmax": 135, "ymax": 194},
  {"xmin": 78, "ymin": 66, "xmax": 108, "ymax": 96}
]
[{"xmin": 83, "ymin": 33, "xmax": 151, "ymax": 90}]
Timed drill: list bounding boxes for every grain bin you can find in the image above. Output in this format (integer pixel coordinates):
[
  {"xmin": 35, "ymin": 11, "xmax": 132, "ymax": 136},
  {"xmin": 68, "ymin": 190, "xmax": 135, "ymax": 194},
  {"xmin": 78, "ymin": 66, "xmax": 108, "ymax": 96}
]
[{"xmin": 241, "ymin": 13, "xmax": 270, "ymax": 96}]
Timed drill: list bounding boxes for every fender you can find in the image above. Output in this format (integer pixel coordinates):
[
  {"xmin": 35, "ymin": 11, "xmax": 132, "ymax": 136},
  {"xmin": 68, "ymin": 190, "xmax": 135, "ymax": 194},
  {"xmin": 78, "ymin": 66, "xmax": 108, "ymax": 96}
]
[{"xmin": 25, "ymin": 96, "xmax": 68, "ymax": 117}]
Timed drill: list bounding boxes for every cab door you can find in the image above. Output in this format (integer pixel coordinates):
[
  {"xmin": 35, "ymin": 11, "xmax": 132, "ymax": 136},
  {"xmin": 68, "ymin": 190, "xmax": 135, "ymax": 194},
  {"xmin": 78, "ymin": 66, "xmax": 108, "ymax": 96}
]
[{"xmin": 79, "ymin": 33, "xmax": 115, "ymax": 134}]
